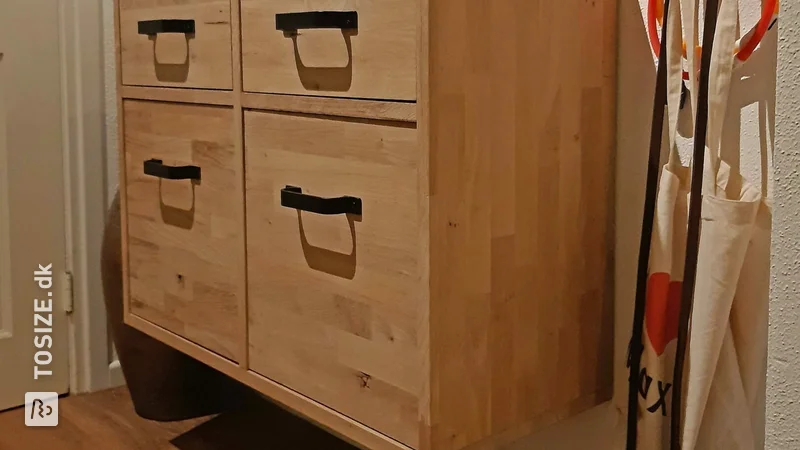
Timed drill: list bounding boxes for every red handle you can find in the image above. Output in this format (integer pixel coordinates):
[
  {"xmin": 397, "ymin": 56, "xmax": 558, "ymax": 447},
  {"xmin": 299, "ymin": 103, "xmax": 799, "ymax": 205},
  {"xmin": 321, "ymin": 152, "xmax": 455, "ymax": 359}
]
[
  {"xmin": 737, "ymin": 0, "xmax": 778, "ymax": 61},
  {"xmin": 647, "ymin": 0, "xmax": 778, "ymax": 62}
]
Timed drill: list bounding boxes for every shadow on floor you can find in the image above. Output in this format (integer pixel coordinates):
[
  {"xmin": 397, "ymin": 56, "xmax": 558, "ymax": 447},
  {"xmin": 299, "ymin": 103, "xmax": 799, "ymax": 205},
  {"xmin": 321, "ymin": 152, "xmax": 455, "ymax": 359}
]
[{"xmin": 169, "ymin": 395, "xmax": 357, "ymax": 450}]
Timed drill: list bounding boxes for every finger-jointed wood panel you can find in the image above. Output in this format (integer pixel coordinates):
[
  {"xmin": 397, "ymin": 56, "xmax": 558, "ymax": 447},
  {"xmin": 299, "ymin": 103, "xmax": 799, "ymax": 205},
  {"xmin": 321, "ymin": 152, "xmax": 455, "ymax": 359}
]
[
  {"xmin": 124, "ymin": 100, "xmax": 242, "ymax": 361},
  {"xmin": 240, "ymin": 0, "xmax": 418, "ymax": 100},
  {"xmin": 425, "ymin": 0, "xmax": 617, "ymax": 447},
  {"xmin": 119, "ymin": 0, "xmax": 233, "ymax": 89},
  {"xmin": 245, "ymin": 111, "xmax": 421, "ymax": 447}
]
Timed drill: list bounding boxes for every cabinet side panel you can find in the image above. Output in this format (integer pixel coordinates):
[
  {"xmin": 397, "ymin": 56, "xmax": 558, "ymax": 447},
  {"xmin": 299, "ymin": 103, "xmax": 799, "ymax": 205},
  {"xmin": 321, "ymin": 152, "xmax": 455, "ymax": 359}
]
[
  {"xmin": 417, "ymin": 0, "xmax": 432, "ymax": 446},
  {"xmin": 426, "ymin": 0, "xmax": 616, "ymax": 447}
]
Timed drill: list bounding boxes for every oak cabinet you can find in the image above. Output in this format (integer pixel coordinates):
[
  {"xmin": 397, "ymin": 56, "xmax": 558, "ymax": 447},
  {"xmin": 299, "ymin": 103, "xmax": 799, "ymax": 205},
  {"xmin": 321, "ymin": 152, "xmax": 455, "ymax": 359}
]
[{"xmin": 115, "ymin": 0, "xmax": 617, "ymax": 448}]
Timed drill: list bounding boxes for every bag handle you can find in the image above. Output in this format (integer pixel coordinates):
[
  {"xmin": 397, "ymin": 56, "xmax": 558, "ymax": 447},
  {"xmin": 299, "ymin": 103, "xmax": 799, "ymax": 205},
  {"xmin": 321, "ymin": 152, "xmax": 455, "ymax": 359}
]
[
  {"xmin": 625, "ymin": 0, "xmax": 675, "ymax": 448},
  {"xmin": 666, "ymin": 0, "xmax": 686, "ymax": 171},
  {"xmin": 669, "ymin": 0, "xmax": 740, "ymax": 447},
  {"xmin": 680, "ymin": 0, "xmax": 700, "ymax": 121},
  {"xmin": 670, "ymin": 0, "xmax": 740, "ymax": 447},
  {"xmin": 704, "ymin": 0, "xmax": 740, "ymax": 195}
]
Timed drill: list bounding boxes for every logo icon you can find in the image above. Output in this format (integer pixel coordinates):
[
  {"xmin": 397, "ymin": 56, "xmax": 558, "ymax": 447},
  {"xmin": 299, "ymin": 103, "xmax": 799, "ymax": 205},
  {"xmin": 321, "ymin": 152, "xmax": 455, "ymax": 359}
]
[{"xmin": 25, "ymin": 392, "xmax": 58, "ymax": 427}]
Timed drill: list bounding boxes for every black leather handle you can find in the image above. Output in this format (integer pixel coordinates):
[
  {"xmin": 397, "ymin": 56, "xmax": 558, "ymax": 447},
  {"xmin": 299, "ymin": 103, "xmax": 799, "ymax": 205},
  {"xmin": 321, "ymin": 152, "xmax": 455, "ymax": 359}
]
[
  {"xmin": 138, "ymin": 19, "xmax": 196, "ymax": 36},
  {"xmin": 281, "ymin": 186, "xmax": 361, "ymax": 216},
  {"xmin": 143, "ymin": 159, "xmax": 201, "ymax": 181},
  {"xmin": 275, "ymin": 11, "xmax": 358, "ymax": 32}
]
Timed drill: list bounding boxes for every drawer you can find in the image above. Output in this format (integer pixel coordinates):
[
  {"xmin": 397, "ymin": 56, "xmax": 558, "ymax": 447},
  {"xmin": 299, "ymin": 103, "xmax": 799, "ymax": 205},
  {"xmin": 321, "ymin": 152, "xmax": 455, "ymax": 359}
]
[
  {"xmin": 124, "ymin": 100, "xmax": 242, "ymax": 361},
  {"xmin": 241, "ymin": 1, "xmax": 417, "ymax": 101},
  {"xmin": 244, "ymin": 111, "xmax": 420, "ymax": 447},
  {"xmin": 119, "ymin": 0, "xmax": 233, "ymax": 89}
]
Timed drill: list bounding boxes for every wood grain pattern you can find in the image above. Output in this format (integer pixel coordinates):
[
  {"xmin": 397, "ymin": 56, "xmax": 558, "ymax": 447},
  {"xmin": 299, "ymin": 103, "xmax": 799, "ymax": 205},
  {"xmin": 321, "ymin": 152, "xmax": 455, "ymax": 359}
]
[
  {"xmin": 415, "ymin": 0, "xmax": 432, "ymax": 444},
  {"xmin": 240, "ymin": 0, "xmax": 417, "ymax": 101},
  {"xmin": 229, "ymin": 0, "xmax": 249, "ymax": 370},
  {"xmin": 124, "ymin": 100, "xmax": 243, "ymax": 361},
  {"xmin": 115, "ymin": 0, "xmax": 618, "ymax": 446},
  {"xmin": 242, "ymin": 93, "xmax": 416, "ymax": 123},
  {"xmin": 115, "ymin": 88, "xmax": 416, "ymax": 121},
  {"xmin": 119, "ymin": 0, "xmax": 233, "ymax": 89},
  {"xmin": 121, "ymin": 85, "xmax": 234, "ymax": 105},
  {"xmin": 244, "ymin": 111, "xmax": 421, "ymax": 447},
  {"xmin": 423, "ymin": 0, "xmax": 617, "ymax": 448},
  {"xmin": 126, "ymin": 314, "xmax": 412, "ymax": 450},
  {"xmin": 115, "ymin": 0, "xmax": 132, "ymax": 325},
  {"xmin": 457, "ymin": 392, "xmax": 607, "ymax": 450}
]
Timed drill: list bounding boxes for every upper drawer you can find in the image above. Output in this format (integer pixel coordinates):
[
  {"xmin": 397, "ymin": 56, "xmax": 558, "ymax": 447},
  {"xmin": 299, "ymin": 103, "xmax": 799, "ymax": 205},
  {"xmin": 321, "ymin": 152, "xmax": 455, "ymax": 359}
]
[
  {"xmin": 241, "ymin": 0, "xmax": 417, "ymax": 101},
  {"xmin": 119, "ymin": 0, "xmax": 233, "ymax": 90}
]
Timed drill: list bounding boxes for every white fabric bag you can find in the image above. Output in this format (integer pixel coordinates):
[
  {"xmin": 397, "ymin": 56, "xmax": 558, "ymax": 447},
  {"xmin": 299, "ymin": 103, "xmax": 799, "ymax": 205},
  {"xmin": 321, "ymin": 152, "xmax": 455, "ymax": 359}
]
[
  {"xmin": 631, "ymin": 0, "xmax": 693, "ymax": 446},
  {"xmin": 627, "ymin": 0, "xmax": 770, "ymax": 448},
  {"xmin": 679, "ymin": 0, "xmax": 770, "ymax": 447}
]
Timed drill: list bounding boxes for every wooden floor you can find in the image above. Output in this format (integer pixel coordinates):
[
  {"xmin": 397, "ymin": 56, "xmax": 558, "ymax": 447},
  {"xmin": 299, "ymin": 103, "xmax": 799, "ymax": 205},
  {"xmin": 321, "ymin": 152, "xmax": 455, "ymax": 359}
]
[{"xmin": 0, "ymin": 387, "xmax": 356, "ymax": 450}]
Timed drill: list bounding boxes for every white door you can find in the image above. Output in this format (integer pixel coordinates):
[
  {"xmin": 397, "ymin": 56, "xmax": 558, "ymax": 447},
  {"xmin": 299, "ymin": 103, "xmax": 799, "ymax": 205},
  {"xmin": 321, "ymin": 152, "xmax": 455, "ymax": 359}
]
[{"xmin": 0, "ymin": 0, "xmax": 70, "ymax": 410}]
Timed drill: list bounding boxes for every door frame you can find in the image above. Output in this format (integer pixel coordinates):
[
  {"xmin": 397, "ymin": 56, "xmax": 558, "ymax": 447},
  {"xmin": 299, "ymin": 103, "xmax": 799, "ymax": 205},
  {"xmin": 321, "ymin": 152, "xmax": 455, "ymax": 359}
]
[{"xmin": 60, "ymin": 0, "xmax": 124, "ymax": 393}]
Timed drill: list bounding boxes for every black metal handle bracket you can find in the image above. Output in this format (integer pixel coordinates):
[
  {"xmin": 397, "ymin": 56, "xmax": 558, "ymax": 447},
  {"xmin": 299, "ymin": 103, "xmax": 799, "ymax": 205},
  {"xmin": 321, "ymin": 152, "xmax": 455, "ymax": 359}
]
[
  {"xmin": 138, "ymin": 19, "xmax": 196, "ymax": 36},
  {"xmin": 143, "ymin": 159, "xmax": 201, "ymax": 181},
  {"xmin": 275, "ymin": 11, "xmax": 358, "ymax": 32},
  {"xmin": 281, "ymin": 186, "xmax": 361, "ymax": 216}
]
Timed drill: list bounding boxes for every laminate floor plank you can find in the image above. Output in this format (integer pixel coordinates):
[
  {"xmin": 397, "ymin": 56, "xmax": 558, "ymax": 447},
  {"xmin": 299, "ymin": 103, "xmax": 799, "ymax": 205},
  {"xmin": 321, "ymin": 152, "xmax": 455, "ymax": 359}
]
[{"xmin": 0, "ymin": 387, "xmax": 356, "ymax": 450}]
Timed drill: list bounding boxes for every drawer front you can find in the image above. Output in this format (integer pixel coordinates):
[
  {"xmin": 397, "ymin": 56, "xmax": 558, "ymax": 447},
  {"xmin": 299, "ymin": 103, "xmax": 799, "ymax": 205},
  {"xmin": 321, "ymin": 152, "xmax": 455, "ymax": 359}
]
[
  {"xmin": 241, "ymin": 0, "xmax": 417, "ymax": 101},
  {"xmin": 119, "ymin": 0, "xmax": 233, "ymax": 89},
  {"xmin": 245, "ymin": 111, "xmax": 420, "ymax": 447},
  {"xmin": 124, "ymin": 100, "xmax": 242, "ymax": 361}
]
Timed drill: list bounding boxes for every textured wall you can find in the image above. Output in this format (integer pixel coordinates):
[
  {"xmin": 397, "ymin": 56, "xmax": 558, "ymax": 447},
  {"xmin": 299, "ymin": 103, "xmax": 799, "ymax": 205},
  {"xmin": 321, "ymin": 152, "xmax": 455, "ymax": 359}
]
[{"xmin": 767, "ymin": 0, "xmax": 800, "ymax": 448}]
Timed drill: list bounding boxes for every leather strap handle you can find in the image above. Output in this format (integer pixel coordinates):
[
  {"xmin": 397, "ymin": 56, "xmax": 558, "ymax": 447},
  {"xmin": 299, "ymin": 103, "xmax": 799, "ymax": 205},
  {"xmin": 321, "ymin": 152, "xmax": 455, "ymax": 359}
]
[
  {"xmin": 275, "ymin": 11, "xmax": 358, "ymax": 32},
  {"xmin": 143, "ymin": 159, "xmax": 201, "ymax": 181},
  {"xmin": 138, "ymin": 19, "xmax": 195, "ymax": 36},
  {"xmin": 280, "ymin": 186, "xmax": 362, "ymax": 216}
]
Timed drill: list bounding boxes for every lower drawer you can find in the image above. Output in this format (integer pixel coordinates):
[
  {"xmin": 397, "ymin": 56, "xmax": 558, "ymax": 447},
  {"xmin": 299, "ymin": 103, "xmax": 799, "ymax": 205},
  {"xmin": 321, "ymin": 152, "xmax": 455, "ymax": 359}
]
[
  {"xmin": 244, "ymin": 110, "xmax": 421, "ymax": 447},
  {"xmin": 124, "ymin": 100, "xmax": 243, "ymax": 361}
]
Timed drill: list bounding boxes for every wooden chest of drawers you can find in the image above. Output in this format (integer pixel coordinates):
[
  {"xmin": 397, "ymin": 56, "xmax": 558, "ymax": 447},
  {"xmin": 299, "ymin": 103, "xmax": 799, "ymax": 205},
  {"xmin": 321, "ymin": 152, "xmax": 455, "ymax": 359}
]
[{"xmin": 114, "ymin": 1, "xmax": 617, "ymax": 448}]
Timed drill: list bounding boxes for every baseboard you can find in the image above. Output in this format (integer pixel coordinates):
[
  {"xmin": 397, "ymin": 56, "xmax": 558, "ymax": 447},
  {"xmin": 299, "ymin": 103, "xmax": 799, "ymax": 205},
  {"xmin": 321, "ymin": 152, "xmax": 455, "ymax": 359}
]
[{"xmin": 108, "ymin": 360, "xmax": 126, "ymax": 387}]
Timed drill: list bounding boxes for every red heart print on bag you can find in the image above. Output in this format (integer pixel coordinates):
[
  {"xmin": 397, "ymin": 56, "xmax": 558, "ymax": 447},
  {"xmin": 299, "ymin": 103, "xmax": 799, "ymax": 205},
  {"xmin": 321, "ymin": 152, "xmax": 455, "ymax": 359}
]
[{"xmin": 645, "ymin": 272, "xmax": 683, "ymax": 356}]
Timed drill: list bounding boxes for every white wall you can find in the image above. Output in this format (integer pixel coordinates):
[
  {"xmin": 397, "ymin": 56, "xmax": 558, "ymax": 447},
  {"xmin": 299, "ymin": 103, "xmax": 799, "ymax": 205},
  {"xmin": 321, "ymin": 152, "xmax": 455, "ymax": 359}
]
[{"xmin": 766, "ymin": 1, "xmax": 800, "ymax": 448}]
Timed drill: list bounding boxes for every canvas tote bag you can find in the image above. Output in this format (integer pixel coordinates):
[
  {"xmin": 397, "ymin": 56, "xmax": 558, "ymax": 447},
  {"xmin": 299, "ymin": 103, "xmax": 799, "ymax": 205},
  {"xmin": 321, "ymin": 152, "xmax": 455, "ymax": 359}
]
[
  {"xmin": 625, "ymin": 0, "xmax": 693, "ymax": 446},
  {"xmin": 675, "ymin": 0, "xmax": 770, "ymax": 447},
  {"xmin": 626, "ymin": 0, "xmax": 770, "ymax": 448}
]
